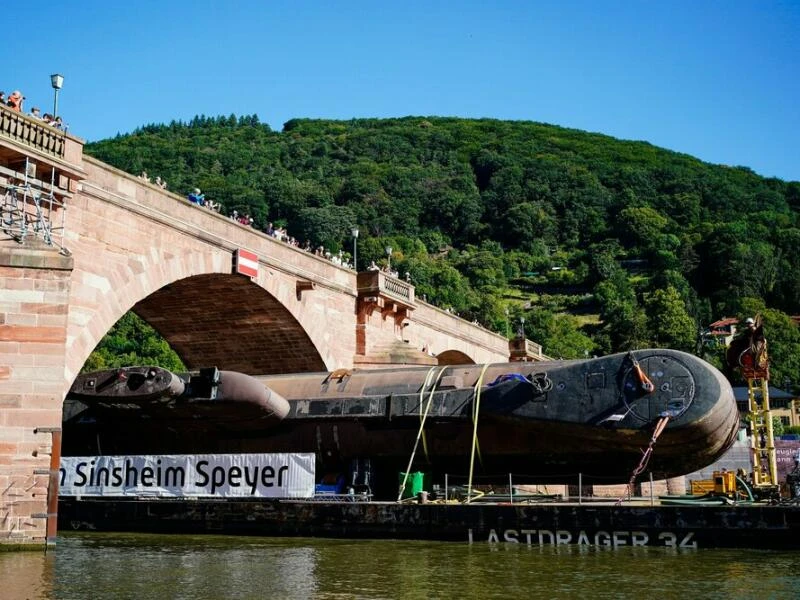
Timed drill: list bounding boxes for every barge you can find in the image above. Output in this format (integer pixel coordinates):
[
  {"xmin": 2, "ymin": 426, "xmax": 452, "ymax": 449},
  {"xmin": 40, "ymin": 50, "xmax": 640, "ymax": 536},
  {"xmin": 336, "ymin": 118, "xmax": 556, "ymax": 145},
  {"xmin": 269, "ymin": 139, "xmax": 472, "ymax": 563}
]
[
  {"xmin": 58, "ymin": 497, "xmax": 800, "ymax": 549},
  {"xmin": 59, "ymin": 349, "xmax": 796, "ymax": 549}
]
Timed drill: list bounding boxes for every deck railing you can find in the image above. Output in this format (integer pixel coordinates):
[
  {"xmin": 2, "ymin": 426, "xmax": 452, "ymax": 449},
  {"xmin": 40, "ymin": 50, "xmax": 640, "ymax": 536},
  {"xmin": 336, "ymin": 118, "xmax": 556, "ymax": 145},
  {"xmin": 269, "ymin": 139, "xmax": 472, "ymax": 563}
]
[{"xmin": 0, "ymin": 104, "xmax": 66, "ymax": 159}]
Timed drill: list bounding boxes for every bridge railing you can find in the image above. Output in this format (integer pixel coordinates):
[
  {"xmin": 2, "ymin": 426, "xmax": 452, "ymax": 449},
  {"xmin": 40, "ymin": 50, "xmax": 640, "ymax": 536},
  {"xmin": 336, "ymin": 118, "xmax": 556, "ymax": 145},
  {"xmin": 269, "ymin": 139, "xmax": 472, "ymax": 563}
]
[
  {"xmin": 357, "ymin": 270, "xmax": 415, "ymax": 308},
  {"xmin": 509, "ymin": 336, "xmax": 546, "ymax": 361},
  {"xmin": 0, "ymin": 104, "xmax": 67, "ymax": 159},
  {"xmin": 524, "ymin": 338, "xmax": 544, "ymax": 358}
]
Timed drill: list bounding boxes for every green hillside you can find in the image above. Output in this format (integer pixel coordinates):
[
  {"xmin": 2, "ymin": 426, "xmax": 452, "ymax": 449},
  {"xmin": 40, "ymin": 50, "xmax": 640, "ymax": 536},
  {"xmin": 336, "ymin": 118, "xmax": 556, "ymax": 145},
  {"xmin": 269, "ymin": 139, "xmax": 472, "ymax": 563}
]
[{"xmin": 85, "ymin": 115, "xmax": 800, "ymax": 387}]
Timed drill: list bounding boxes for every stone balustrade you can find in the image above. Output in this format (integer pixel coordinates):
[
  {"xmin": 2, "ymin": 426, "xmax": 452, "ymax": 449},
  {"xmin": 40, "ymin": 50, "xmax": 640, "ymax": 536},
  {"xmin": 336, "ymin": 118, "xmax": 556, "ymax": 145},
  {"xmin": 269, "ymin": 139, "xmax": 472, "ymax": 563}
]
[
  {"xmin": 0, "ymin": 104, "xmax": 66, "ymax": 159},
  {"xmin": 509, "ymin": 336, "xmax": 546, "ymax": 361},
  {"xmin": 525, "ymin": 338, "xmax": 544, "ymax": 358},
  {"xmin": 357, "ymin": 270, "xmax": 415, "ymax": 308}
]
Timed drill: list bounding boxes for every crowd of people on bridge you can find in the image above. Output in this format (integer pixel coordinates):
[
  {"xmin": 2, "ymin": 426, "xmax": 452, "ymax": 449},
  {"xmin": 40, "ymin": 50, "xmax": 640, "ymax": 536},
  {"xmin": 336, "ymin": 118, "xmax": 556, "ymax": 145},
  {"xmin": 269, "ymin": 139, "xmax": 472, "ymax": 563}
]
[
  {"xmin": 367, "ymin": 260, "xmax": 401, "ymax": 278},
  {"xmin": 128, "ymin": 169, "xmax": 489, "ymax": 332},
  {"xmin": 1, "ymin": 89, "xmax": 68, "ymax": 131},
  {"xmin": 129, "ymin": 171, "xmax": 485, "ymax": 329}
]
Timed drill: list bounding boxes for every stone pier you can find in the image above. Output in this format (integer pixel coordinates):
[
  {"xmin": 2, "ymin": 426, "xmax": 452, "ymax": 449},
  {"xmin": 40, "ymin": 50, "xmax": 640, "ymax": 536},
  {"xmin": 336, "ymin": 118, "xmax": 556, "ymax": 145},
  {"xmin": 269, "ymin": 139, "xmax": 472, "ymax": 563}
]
[{"xmin": 0, "ymin": 244, "xmax": 73, "ymax": 548}]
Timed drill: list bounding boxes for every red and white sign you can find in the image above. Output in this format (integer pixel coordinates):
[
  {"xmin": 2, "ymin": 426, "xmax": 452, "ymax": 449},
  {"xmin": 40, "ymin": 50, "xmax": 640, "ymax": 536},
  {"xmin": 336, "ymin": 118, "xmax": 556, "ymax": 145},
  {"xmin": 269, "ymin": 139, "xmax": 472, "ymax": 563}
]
[{"xmin": 235, "ymin": 248, "xmax": 259, "ymax": 278}]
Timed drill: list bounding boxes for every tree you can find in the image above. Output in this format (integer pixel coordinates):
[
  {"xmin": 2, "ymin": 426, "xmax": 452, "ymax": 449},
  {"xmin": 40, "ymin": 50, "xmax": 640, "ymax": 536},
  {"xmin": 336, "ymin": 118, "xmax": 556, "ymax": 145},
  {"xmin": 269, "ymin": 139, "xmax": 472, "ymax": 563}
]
[
  {"xmin": 524, "ymin": 309, "xmax": 596, "ymax": 359},
  {"xmin": 615, "ymin": 206, "xmax": 669, "ymax": 253},
  {"xmin": 772, "ymin": 416, "xmax": 785, "ymax": 438},
  {"xmin": 83, "ymin": 313, "xmax": 184, "ymax": 373},
  {"xmin": 644, "ymin": 286, "xmax": 697, "ymax": 351},
  {"xmin": 594, "ymin": 270, "xmax": 648, "ymax": 352},
  {"xmin": 501, "ymin": 202, "xmax": 557, "ymax": 251},
  {"xmin": 453, "ymin": 242, "xmax": 507, "ymax": 292},
  {"xmin": 296, "ymin": 205, "xmax": 357, "ymax": 251}
]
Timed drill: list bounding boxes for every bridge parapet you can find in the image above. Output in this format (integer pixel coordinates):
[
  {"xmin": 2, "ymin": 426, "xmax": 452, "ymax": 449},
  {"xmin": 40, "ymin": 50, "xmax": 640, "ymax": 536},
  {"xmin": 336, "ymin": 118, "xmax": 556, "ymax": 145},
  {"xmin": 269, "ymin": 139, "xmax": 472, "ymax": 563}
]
[
  {"xmin": 0, "ymin": 104, "xmax": 84, "ymax": 174},
  {"xmin": 509, "ymin": 337, "xmax": 547, "ymax": 361},
  {"xmin": 357, "ymin": 270, "xmax": 415, "ymax": 312},
  {"xmin": 1, "ymin": 106, "xmax": 65, "ymax": 158}
]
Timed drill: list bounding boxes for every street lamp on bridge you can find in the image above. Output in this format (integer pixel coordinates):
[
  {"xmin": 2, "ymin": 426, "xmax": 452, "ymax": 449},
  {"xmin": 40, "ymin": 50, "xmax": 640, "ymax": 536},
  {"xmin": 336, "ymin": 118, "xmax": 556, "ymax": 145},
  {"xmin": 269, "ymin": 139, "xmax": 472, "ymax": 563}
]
[
  {"xmin": 351, "ymin": 227, "xmax": 359, "ymax": 271},
  {"xmin": 385, "ymin": 246, "xmax": 392, "ymax": 272},
  {"xmin": 50, "ymin": 74, "xmax": 64, "ymax": 119}
]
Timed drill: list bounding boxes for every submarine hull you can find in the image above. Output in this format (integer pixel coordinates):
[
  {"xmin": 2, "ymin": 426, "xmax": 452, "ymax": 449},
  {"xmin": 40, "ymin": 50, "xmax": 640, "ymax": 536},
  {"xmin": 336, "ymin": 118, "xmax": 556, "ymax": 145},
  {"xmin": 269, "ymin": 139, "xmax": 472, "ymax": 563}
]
[{"xmin": 62, "ymin": 350, "xmax": 739, "ymax": 489}]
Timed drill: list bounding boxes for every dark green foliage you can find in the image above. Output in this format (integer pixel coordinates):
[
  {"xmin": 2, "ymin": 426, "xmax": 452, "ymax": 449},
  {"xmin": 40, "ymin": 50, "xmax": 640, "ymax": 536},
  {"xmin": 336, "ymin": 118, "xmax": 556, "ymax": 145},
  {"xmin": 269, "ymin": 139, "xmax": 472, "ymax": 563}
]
[
  {"xmin": 84, "ymin": 116, "xmax": 799, "ymax": 385},
  {"xmin": 82, "ymin": 313, "xmax": 185, "ymax": 373},
  {"xmin": 523, "ymin": 310, "xmax": 596, "ymax": 360},
  {"xmin": 773, "ymin": 416, "xmax": 785, "ymax": 438},
  {"xmin": 644, "ymin": 286, "xmax": 697, "ymax": 352}
]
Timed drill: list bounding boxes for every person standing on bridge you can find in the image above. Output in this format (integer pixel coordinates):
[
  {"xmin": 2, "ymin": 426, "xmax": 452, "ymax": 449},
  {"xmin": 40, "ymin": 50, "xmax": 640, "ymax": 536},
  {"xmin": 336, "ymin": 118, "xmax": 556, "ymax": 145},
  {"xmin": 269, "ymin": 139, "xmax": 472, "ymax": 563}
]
[
  {"xmin": 7, "ymin": 90, "xmax": 23, "ymax": 112},
  {"xmin": 188, "ymin": 188, "xmax": 205, "ymax": 206}
]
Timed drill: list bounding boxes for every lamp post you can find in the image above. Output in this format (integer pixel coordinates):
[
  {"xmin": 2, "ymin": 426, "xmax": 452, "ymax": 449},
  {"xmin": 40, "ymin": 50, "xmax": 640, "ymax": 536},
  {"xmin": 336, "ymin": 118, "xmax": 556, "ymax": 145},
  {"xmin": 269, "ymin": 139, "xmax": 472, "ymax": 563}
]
[
  {"xmin": 351, "ymin": 227, "xmax": 359, "ymax": 271},
  {"xmin": 385, "ymin": 246, "xmax": 393, "ymax": 272},
  {"xmin": 50, "ymin": 74, "xmax": 64, "ymax": 119},
  {"xmin": 518, "ymin": 316, "xmax": 525, "ymax": 338}
]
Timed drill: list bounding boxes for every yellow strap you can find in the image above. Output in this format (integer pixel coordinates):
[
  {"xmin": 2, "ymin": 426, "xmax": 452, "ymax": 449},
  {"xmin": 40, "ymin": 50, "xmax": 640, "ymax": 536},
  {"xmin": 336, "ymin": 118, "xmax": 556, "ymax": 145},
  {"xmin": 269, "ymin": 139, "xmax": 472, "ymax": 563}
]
[
  {"xmin": 419, "ymin": 367, "xmax": 440, "ymax": 464},
  {"xmin": 397, "ymin": 366, "xmax": 447, "ymax": 502},
  {"xmin": 466, "ymin": 363, "xmax": 491, "ymax": 503}
]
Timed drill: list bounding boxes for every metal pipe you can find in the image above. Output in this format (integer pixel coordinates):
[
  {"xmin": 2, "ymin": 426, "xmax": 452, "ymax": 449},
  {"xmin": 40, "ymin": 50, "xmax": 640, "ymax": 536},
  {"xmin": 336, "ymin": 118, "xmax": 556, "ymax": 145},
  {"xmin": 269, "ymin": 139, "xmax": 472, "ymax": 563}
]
[
  {"xmin": 42, "ymin": 428, "xmax": 62, "ymax": 551},
  {"xmin": 735, "ymin": 474, "xmax": 755, "ymax": 503}
]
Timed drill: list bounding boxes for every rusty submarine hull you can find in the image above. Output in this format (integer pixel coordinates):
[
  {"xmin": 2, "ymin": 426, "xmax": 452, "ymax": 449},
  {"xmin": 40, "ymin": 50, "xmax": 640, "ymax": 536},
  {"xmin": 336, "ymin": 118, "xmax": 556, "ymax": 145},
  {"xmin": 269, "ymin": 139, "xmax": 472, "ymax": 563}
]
[{"xmin": 62, "ymin": 349, "xmax": 739, "ymax": 496}]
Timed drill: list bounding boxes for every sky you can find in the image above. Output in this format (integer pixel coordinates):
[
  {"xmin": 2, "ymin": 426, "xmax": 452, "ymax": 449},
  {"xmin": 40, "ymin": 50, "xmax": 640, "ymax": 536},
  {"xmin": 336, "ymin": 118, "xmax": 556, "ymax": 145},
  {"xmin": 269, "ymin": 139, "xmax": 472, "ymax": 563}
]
[{"xmin": 5, "ymin": 1, "xmax": 798, "ymax": 181}]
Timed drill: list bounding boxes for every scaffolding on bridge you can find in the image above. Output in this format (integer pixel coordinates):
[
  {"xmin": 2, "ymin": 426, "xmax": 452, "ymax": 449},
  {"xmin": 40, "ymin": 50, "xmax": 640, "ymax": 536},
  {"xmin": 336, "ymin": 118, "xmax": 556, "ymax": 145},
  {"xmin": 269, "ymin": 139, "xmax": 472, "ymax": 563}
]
[{"xmin": 1, "ymin": 157, "xmax": 68, "ymax": 254}]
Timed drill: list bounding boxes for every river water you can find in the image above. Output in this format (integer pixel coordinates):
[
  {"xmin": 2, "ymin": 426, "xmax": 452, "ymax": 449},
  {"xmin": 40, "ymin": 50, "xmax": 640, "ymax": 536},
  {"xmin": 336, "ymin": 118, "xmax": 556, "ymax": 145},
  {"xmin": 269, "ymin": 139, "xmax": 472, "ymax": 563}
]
[{"xmin": 3, "ymin": 533, "xmax": 799, "ymax": 599}]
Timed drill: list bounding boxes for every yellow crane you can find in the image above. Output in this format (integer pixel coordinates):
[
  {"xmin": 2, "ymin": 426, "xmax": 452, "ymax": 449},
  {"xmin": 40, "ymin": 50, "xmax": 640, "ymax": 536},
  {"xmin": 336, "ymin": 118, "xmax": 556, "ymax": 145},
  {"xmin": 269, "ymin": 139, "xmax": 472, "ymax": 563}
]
[
  {"xmin": 746, "ymin": 376, "xmax": 779, "ymax": 495},
  {"xmin": 729, "ymin": 316, "xmax": 779, "ymax": 498}
]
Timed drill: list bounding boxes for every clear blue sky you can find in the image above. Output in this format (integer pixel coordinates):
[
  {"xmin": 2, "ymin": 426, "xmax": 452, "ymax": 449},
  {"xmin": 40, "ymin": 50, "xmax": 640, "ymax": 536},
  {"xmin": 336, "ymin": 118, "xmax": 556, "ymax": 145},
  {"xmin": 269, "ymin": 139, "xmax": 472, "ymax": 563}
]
[{"xmin": 5, "ymin": 1, "xmax": 798, "ymax": 181}]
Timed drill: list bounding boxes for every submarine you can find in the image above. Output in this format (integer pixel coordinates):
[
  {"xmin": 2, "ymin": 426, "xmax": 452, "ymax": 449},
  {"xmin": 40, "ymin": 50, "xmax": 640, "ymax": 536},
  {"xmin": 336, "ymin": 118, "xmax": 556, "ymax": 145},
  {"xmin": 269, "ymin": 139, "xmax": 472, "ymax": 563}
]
[{"xmin": 62, "ymin": 349, "xmax": 740, "ymax": 495}]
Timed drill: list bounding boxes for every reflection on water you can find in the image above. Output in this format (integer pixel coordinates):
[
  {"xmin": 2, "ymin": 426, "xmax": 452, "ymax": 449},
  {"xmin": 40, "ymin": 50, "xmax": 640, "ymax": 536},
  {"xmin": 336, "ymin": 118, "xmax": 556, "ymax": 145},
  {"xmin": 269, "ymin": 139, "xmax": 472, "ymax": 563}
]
[
  {"xmin": 2, "ymin": 533, "xmax": 799, "ymax": 599},
  {"xmin": 0, "ymin": 549, "xmax": 55, "ymax": 600}
]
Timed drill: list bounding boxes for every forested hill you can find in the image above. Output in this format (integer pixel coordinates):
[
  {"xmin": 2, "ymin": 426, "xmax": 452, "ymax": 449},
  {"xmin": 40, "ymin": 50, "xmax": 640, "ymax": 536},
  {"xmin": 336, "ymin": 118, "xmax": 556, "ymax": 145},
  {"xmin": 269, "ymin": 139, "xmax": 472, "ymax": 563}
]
[{"xmin": 86, "ymin": 115, "xmax": 800, "ymax": 387}]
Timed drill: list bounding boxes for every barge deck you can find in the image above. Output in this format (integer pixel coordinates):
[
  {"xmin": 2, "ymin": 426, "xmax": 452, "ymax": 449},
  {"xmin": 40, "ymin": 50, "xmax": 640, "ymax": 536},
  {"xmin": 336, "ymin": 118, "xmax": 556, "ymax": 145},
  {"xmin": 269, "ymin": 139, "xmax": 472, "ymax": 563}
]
[{"xmin": 58, "ymin": 497, "xmax": 800, "ymax": 549}]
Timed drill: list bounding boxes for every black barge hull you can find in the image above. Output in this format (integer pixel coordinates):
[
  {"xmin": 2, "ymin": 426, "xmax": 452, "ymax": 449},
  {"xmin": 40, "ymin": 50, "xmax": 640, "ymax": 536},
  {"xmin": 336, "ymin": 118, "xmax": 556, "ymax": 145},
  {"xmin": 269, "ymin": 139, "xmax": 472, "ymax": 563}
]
[{"xmin": 59, "ymin": 498, "xmax": 800, "ymax": 549}]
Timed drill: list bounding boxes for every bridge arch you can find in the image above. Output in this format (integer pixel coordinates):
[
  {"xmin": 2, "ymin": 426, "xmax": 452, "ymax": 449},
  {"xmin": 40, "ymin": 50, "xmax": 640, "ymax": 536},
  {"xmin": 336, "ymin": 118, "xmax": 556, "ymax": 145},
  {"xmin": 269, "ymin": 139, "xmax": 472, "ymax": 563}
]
[
  {"xmin": 435, "ymin": 349, "xmax": 475, "ymax": 365},
  {"xmin": 134, "ymin": 273, "xmax": 325, "ymax": 374},
  {"xmin": 67, "ymin": 247, "xmax": 327, "ymax": 382}
]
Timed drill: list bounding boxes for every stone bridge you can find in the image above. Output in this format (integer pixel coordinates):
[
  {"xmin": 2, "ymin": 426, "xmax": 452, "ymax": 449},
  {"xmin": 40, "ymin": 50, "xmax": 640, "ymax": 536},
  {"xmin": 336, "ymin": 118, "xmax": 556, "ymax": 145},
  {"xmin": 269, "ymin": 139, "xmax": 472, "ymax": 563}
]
[{"xmin": 0, "ymin": 106, "xmax": 545, "ymax": 547}]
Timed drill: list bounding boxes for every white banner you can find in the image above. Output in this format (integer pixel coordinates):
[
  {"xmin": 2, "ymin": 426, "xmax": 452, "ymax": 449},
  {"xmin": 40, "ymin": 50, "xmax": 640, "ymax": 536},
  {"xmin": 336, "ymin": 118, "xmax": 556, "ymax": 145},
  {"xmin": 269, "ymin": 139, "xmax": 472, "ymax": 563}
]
[{"xmin": 59, "ymin": 453, "xmax": 315, "ymax": 498}]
